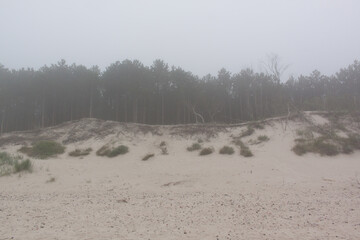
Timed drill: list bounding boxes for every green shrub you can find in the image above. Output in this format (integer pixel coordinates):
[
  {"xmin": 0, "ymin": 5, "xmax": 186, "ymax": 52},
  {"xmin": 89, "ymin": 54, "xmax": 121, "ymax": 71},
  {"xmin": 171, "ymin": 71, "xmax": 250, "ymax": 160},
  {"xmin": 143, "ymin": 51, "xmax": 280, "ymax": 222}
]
[
  {"xmin": 313, "ymin": 140, "xmax": 339, "ymax": 156},
  {"xmin": 160, "ymin": 141, "xmax": 166, "ymax": 147},
  {"xmin": 237, "ymin": 140, "xmax": 253, "ymax": 157},
  {"xmin": 219, "ymin": 146, "xmax": 234, "ymax": 155},
  {"xmin": 108, "ymin": 145, "xmax": 129, "ymax": 157},
  {"xmin": 69, "ymin": 148, "xmax": 92, "ymax": 157},
  {"xmin": 240, "ymin": 148, "xmax": 253, "ymax": 157},
  {"xmin": 97, "ymin": 145, "xmax": 129, "ymax": 157},
  {"xmin": 19, "ymin": 141, "xmax": 65, "ymax": 159},
  {"xmin": 199, "ymin": 147, "xmax": 213, "ymax": 156},
  {"xmin": 142, "ymin": 153, "xmax": 155, "ymax": 161},
  {"xmin": 292, "ymin": 137, "xmax": 339, "ymax": 156},
  {"xmin": 292, "ymin": 143, "xmax": 309, "ymax": 156},
  {"xmin": 187, "ymin": 143, "xmax": 201, "ymax": 151},
  {"xmin": 257, "ymin": 135, "xmax": 269, "ymax": 142}
]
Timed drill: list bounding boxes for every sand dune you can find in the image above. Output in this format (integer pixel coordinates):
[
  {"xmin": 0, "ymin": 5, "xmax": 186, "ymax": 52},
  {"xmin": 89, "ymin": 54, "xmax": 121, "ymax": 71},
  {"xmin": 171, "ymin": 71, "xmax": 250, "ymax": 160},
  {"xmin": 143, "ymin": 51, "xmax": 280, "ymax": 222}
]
[{"xmin": 1, "ymin": 112, "xmax": 360, "ymax": 239}]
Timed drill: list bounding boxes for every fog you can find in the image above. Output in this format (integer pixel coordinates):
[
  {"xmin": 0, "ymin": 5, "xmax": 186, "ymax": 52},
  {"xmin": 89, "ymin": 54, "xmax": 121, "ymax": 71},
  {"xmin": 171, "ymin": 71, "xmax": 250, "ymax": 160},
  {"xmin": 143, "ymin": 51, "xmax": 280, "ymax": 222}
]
[{"xmin": 1, "ymin": 0, "xmax": 359, "ymax": 77}]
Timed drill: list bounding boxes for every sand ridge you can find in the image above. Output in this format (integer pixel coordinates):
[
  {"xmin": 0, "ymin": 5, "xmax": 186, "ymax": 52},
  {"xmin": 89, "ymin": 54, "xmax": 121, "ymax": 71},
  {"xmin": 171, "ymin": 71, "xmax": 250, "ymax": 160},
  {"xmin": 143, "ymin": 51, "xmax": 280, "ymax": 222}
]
[{"xmin": 1, "ymin": 113, "xmax": 360, "ymax": 239}]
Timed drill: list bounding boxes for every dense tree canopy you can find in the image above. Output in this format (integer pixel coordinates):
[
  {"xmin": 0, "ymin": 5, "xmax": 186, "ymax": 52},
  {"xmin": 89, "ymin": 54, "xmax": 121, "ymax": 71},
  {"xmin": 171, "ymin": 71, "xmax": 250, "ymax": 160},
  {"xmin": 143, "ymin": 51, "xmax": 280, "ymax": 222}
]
[{"xmin": 0, "ymin": 59, "xmax": 359, "ymax": 134}]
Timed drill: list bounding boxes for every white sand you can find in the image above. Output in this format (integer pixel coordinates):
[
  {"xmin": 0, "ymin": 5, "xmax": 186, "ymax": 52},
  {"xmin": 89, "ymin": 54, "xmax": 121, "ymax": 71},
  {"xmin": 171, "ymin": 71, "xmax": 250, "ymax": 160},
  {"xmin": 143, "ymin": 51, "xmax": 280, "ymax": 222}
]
[{"xmin": 1, "ymin": 119, "xmax": 360, "ymax": 239}]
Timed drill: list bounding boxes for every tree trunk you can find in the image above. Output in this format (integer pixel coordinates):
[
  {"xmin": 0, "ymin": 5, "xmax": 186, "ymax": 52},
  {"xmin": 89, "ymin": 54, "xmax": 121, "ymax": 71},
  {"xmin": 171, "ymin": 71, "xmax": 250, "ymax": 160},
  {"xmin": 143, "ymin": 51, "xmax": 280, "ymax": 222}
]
[
  {"xmin": 161, "ymin": 93, "xmax": 164, "ymax": 124},
  {"xmin": 0, "ymin": 109, "xmax": 5, "ymax": 135},
  {"xmin": 133, "ymin": 98, "xmax": 138, "ymax": 123}
]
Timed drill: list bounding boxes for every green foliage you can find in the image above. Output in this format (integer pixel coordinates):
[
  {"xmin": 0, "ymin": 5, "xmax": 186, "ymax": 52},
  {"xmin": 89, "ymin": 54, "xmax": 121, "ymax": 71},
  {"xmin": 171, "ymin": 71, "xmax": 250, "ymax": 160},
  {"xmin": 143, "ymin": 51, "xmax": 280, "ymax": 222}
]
[
  {"xmin": 107, "ymin": 145, "xmax": 129, "ymax": 157},
  {"xmin": 0, "ymin": 152, "xmax": 32, "ymax": 176},
  {"xmin": 14, "ymin": 159, "xmax": 32, "ymax": 173},
  {"xmin": 19, "ymin": 141, "xmax": 65, "ymax": 159},
  {"xmin": 96, "ymin": 145, "xmax": 129, "ymax": 157},
  {"xmin": 69, "ymin": 148, "xmax": 92, "ymax": 157},
  {"xmin": 236, "ymin": 140, "xmax": 253, "ymax": 157},
  {"xmin": 219, "ymin": 146, "xmax": 234, "ymax": 155},
  {"xmin": 199, "ymin": 147, "xmax": 214, "ymax": 156},
  {"xmin": 187, "ymin": 143, "xmax": 201, "ymax": 151},
  {"xmin": 293, "ymin": 130, "xmax": 360, "ymax": 156},
  {"xmin": 240, "ymin": 148, "xmax": 253, "ymax": 157},
  {"xmin": 257, "ymin": 135, "xmax": 270, "ymax": 142},
  {"xmin": 142, "ymin": 153, "xmax": 155, "ymax": 161},
  {"xmin": 293, "ymin": 137, "xmax": 339, "ymax": 156}
]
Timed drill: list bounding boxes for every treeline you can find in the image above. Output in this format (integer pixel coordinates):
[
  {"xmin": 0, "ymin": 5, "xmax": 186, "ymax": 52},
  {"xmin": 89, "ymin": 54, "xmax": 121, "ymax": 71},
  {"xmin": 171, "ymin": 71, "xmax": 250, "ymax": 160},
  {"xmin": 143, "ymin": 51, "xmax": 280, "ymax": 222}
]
[{"xmin": 0, "ymin": 59, "xmax": 359, "ymax": 134}]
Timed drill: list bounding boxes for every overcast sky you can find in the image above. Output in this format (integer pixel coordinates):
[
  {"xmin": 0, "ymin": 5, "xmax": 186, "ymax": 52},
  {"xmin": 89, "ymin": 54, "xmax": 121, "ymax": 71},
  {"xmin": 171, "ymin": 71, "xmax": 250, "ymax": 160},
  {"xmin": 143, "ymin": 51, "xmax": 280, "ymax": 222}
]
[{"xmin": 1, "ymin": 0, "xmax": 359, "ymax": 78}]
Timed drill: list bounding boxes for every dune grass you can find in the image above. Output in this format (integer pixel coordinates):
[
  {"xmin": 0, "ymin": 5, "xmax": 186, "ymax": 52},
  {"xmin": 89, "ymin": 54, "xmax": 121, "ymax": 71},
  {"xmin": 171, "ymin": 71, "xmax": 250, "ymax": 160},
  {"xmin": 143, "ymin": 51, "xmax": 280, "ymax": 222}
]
[
  {"xmin": 0, "ymin": 152, "xmax": 32, "ymax": 176},
  {"xmin": 19, "ymin": 141, "xmax": 65, "ymax": 159},
  {"xmin": 292, "ymin": 132, "xmax": 360, "ymax": 156},
  {"xmin": 187, "ymin": 143, "xmax": 202, "ymax": 152}
]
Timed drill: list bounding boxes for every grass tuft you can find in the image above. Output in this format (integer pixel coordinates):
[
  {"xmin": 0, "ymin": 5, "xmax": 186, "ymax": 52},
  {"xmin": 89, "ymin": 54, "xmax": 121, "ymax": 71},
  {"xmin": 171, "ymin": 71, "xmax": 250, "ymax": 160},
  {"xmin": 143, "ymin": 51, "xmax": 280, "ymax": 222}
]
[
  {"xmin": 69, "ymin": 148, "xmax": 92, "ymax": 157},
  {"xmin": 257, "ymin": 135, "xmax": 270, "ymax": 142},
  {"xmin": 187, "ymin": 143, "xmax": 201, "ymax": 151},
  {"xmin": 96, "ymin": 145, "xmax": 129, "ymax": 157},
  {"xmin": 0, "ymin": 152, "xmax": 32, "ymax": 176},
  {"xmin": 199, "ymin": 147, "xmax": 214, "ymax": 156},
  {"xmin": 219, "ymin": 146, "xmax": 234, "ymax": 155},
  {"xmin": 142, "ymin": 153, "xmax": 155, "ymax": 161}
]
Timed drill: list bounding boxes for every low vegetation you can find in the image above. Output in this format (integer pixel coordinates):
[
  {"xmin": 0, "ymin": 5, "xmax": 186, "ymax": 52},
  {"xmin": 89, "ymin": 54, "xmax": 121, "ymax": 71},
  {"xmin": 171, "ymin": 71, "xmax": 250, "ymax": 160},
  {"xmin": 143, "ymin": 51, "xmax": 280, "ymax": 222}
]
[
  {"xmin": 96, "ymin": 145, "xmax": 129, "ymax": 157},
  {"xmin": 69, "ymin": 148, "xmax": 92, "ymax": 157},
  {"xmin": 240, "ymin": 126, "xmax": 255, "ymax": 138},
  {"xmin": 232, "ymin": 139, "xmax": 253, "ymax": 157},
  {"xmin": 292, "ymin": 130, "xmax": 360, "ymax": 156},
  {"xmin": 249, "ymin": 135, "xmax": 270, "ymax": 145},
  {"xmin": 0, "ymin": 152, "xmax": 32, "ymax": 176},
  {"xmin": 142, "ymin": 153, "xmax": 155, "ymax": 161},
  {"xmin": 187, "ymin": 143, "xmax": 202, "ymax": 151},
  {"xmin": 257, "ymin": 135, "xmax": 270, "ymax": 142},
  {"xmin": 219, "ymin": 146, "xmax": 235, "ymax": 155},
  {"xmin": 250, "ymin": 122, "xmax": 265, "ymax": 130},
  {"xmin": 46, "ymin": 177, "xmax": 56, "ymax": 183},
  {"xmin": 159, "ymin": 141, "xmax": 168, "ymax": 155},
  {"xmin": 199, "ymin": 147, "xmax": 214, "ymax": 156},
  {"xmin": 18, "ymin": 141, "xmax": 65, "ymax": 159}
]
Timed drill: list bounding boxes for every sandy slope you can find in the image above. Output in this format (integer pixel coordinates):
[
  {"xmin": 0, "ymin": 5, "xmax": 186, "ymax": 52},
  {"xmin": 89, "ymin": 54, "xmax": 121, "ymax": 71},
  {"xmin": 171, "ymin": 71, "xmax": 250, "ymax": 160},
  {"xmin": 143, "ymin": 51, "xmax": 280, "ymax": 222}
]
[{"xmin": 1, "ymin": 114, "xmax": 360, "ymax": 239}]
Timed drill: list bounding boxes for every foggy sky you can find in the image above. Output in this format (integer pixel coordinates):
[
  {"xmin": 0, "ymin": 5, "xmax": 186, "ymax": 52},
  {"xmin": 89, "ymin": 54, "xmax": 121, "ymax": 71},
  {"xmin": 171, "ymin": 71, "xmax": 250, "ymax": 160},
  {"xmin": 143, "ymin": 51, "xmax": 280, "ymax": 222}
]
[{"xmin": 1, "ymin": 0, "xmax": 360, "ymax": 78}]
